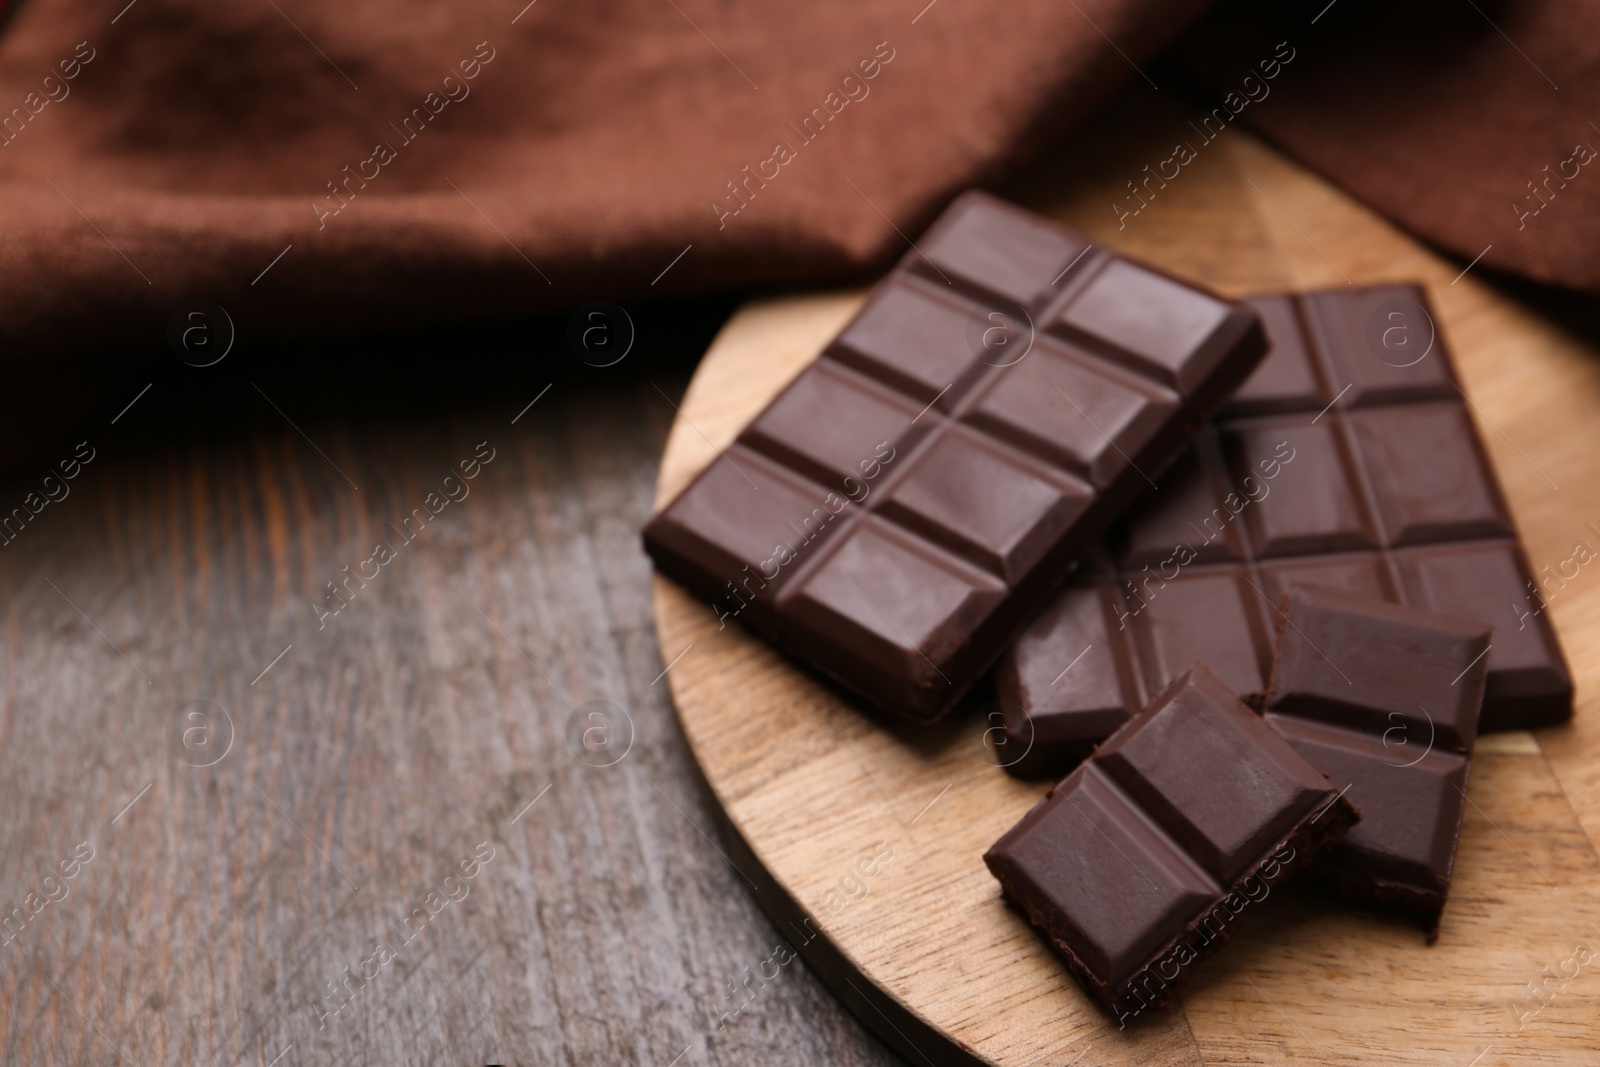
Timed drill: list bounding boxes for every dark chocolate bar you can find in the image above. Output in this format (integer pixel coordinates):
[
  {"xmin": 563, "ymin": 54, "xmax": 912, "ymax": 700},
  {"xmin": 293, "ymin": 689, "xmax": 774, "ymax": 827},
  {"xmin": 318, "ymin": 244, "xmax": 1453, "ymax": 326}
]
[
  {"xmin": 984, "ymin": 664, "xmax": 1358, "ymax": 1021},
  {"xmin": 995, "ymin": 283, "xmax": 1571, "ymax": 774},
  {"xmin": 644, "ymin": 191, "xmax": 1266, "ymax": 720},
  {"xmin": 1263, "ymin": 587, "xmax": 1491, "ymax": 938}
]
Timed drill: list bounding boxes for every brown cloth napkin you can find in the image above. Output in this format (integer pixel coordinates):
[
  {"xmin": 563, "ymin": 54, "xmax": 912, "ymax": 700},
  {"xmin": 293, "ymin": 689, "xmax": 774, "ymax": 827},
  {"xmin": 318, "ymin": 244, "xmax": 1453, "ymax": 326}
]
[
  {"xmin": 0, "ymin": 0, "xmax": 1212, "ymax": 362},
  {"xmin": 1180, "ymin": 0, "xmax": 1600, "ymax": 295},
  {"xmin": 0, "ymin": 0, "xmax": 1594, "ymax": 400}
]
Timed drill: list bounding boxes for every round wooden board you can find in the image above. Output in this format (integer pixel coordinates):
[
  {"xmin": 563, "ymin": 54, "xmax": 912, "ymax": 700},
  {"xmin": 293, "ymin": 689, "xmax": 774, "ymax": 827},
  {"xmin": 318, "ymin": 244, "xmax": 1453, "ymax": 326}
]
[{"xmin": 650, "ymin": 91, "xmax": 1600, "ymax": 1067}]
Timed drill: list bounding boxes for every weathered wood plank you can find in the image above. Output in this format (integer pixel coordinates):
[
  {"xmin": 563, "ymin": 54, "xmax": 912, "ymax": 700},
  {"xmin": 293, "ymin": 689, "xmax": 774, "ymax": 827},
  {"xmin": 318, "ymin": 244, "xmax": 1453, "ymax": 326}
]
[{"xmin": 0, "ymin": 307, "xmax": 906, "ymax": 1066}]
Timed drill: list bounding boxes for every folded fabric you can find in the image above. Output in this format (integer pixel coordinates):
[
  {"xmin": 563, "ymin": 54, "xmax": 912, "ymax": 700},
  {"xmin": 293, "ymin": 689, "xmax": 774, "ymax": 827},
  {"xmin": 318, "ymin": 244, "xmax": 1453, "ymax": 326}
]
[
  {"xmin": 0, "ymin": 0, "xmax": 1594, "ymax": 461},
  {"xmin": 0, "ymin": 0, "xmax": 1213, "ymax": 366},
  {"xmin": 1181, "ymin": 0, "xmax": 1600, "ymax": 294}
]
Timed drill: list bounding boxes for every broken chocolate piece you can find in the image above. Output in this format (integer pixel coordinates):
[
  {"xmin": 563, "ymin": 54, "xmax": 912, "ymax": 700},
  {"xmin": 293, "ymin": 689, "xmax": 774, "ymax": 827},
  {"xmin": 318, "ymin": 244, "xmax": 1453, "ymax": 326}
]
[
  {"xmin": 1264, "ymin": 586, "xmax": 1492, "ymax": 938},
  {"xmin": 984, "ymin": 664, "xmax": 1358, "ymax": 1020}
]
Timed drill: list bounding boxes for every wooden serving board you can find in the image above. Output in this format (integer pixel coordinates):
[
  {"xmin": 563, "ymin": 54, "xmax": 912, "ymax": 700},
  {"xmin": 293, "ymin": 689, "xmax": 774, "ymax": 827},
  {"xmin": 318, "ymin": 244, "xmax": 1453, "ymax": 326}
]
[{"xmin": 649, "ymin": 90, "xmax": 1600, "ymax": 1067}]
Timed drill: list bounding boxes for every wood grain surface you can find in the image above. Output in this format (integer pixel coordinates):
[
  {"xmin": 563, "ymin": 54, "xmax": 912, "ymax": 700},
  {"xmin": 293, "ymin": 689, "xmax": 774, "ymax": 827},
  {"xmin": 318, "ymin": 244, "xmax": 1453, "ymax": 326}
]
[
  {"xmin": 651, "ymin": 88, "xmax": 1600, "ymax": 1067},
  {"xmin": 0, "ymin": 301, "xmax": 914, "ymax": 1065}
]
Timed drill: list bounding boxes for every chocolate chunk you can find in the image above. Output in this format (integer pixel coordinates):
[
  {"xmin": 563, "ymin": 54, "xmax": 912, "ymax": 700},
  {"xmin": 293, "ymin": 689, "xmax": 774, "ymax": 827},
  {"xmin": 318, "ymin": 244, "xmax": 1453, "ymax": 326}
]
[
  {"xmin": 643, "ymin": 192, "xmax": 1267, "ymax": 720},
  {"xmin": 984, "ymin": 665, "xmax": 1358, "ymax": 1020},
  {"xmin": 995, "ymin": 284, "xmax": 1571, "ymax": 772},
  {"xmin": 1263, "ymin": 587, "xmax": 1491, "ymax": 938}
]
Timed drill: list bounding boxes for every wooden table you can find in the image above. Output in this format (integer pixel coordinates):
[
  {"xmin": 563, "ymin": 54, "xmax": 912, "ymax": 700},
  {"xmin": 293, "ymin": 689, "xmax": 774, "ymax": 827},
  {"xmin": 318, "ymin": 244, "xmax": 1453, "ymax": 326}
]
[{"xmin": 0, "ymin": 294, "xmax": 909, "ymax": 1065}]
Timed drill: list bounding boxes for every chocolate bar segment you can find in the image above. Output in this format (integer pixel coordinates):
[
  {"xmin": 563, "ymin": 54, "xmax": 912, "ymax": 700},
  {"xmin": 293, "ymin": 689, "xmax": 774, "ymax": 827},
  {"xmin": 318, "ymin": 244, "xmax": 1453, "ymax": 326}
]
[
  {"xmin": 644, "ymin": 191, "xmax": 1267, "ymax": 720},
  {"xmin": 984, "ymin": 665, "xmax": 1358, "ymax": 1020},
  {"xmin": 996, "ymin": 284, "xmax": 1571, "ymax": 770},
  {"xmin": 1263, "ymin": 587, "xmax": 1490, "ymax": 938}
]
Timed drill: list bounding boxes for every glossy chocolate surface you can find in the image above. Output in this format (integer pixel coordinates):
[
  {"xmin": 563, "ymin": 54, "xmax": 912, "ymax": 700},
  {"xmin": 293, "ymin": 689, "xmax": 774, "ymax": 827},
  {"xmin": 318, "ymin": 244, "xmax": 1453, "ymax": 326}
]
[
  {"xmin": 1264, "ymin": 587, "xmax": 1490, "ymax": 936},
  {"xmin": 984, "ymin": 665, "xmax": 1357, "ymax": 1019},
  {"xmin": 995, "ymin": 284, "xmax": 1571, "ymax": 771},
  {"xmin": 644, "ymin": 191, "xmax": 1266, "ymax": 720}
]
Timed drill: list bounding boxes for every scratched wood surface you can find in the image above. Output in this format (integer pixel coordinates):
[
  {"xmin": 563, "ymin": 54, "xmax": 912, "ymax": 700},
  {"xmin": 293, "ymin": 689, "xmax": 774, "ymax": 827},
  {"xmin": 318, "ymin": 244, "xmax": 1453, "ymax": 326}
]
[
  {"xmin": 651, "ymin": 88, "xmax": 1600, "ymax": 1067},
  {"xmin": 0, "ymin": 297, "xmax": 916, "ymax": 1066}
]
